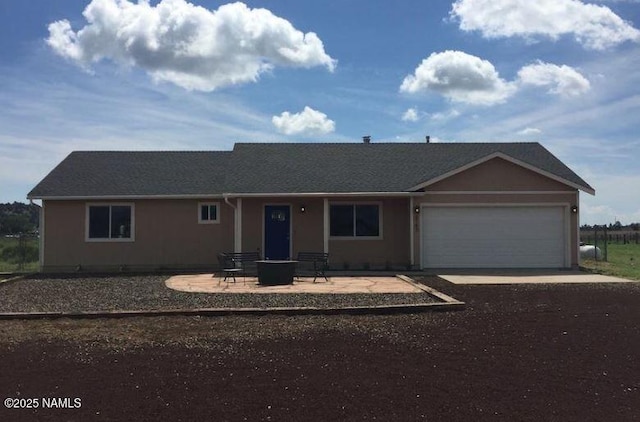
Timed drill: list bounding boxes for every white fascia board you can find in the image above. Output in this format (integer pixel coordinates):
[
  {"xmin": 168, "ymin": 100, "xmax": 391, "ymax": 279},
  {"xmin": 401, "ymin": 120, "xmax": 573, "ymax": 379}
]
[
  {"xmin": 408, "ymin": 152, "xmax": 595, "ymax": 195},
  {"xmin": 223, "ymin": 192, "xmax": 420, "ymax": 198},
  {"xmin": 29, "ymin": 194, "xmax": 226, "ymax": 200}
]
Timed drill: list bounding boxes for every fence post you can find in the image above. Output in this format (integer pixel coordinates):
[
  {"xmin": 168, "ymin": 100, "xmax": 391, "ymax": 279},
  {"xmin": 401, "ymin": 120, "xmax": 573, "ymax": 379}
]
[{"xmin": 604, "ymin": 226, "xmax": 608, "ymax": 262}]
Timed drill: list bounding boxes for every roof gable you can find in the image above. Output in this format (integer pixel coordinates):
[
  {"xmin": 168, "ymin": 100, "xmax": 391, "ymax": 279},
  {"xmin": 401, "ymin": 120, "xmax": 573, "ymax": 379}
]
[{"xmin": 412, "ymin": 152, "xmax": 595, "ymax": 194}]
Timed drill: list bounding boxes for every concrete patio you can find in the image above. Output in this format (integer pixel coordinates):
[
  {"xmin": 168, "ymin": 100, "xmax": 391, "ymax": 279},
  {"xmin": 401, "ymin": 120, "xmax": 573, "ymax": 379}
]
[{"xmin": 166, "ymin": 274, "xmax": 425, "ymax": 294}]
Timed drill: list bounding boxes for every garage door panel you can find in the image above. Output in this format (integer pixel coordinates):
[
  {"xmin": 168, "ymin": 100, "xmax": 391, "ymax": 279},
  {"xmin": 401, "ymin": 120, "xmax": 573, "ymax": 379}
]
[{"xmin": 421, "ymin": 206, "xmax": 565, "ymax": 268}]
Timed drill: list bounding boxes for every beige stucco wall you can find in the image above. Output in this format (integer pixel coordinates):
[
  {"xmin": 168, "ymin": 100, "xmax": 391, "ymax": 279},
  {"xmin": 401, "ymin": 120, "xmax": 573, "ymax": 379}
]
[
  {"xmin": 42, "ymin": 199, "xmax": 234, "ymax": 271},
  {"xmin": 427, "ymin": 157, "xmax": 575, "ymax": 191}
]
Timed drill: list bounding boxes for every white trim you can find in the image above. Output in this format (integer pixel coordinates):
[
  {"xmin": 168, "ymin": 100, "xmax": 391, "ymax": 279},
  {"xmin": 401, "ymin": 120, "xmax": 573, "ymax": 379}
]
[
  {"xmin": 419, "ymin": 202, "xmax": 571, "ymax": 269},
  {"xmin": 409, "ymin": 196, "xmax": 414, "ymax": 267},
  {"xmin": 30, "ymin": 194, "xmax": 225, "ymax": 201},
  {"xmin": 30, "ymin": 192, "xmax": 423, "ymax": 201},
  {"xmin": 197, "ymin": 201, "xmax": 220, "ymax": 224},
  {"xmin": 564, "ymin": 205, "xmax": 571, "ymax": 267},
  {"xmin": 85, "ymin": 203, "xmax": 135, "ymax": 242},
  {"xmin": 408, "ymin": 152, "xmax": 595, "ymax": 195},
  {"xmin": 236, "ymin": 198, "xmax": 242, "ymax": 254},
  {"xmin": 262, "ymin": 203, "xmax": 293, "ymax": 259},
  {"xmin": 576, "ymin": 191, "xmax": 580, "ymax": 268},
  {"xmin": 328, "ymin": 201, "xmax": 384, "ymax": 240},
  {"xmin": 421, "ymin": 190, "xmax": 577, "ymax": 195},
  {"xmin": 323, "ymin": 198, "xmax": 329, "ymax": 254},
  {"xmin": 224, "ymin": 192, "xmax": 420, "ymax": 198},
  {"xmin": 39, "ymin": 201, "xmax": 45, "ymax": 270}
]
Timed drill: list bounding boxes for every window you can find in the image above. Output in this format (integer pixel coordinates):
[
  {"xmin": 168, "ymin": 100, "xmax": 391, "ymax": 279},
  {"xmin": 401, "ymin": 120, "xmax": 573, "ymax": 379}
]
[
  {"xmin": 86, "ymin": 204, "xmax": 134, "ymax": 241},
  {"xmin": 330, "ymin": 203, "xmax": 381, "ymax": 238},
  {"xmin": 198, "ymin": 202, "xmax": 219, "ymax": 224}
]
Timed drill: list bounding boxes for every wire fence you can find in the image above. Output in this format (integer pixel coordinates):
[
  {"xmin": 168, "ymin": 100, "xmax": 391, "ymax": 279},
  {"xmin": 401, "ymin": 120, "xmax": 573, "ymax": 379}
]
[{"xmin": 0, "ymin": 234, "xmax": 39, "ymax": 273}]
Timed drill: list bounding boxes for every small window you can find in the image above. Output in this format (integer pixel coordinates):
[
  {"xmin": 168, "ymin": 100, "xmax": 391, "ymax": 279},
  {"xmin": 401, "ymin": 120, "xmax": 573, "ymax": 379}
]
[
  {"xmin": 198, "ymin": 202, "xmax": 219, "ymax": 224},
  {"xmin": 330, "ymin": 203, "xmax": 381, "ymax": 238},
  {"xmin": 86, "ymin": 204, "xmax": 133, "ymax": 241}
]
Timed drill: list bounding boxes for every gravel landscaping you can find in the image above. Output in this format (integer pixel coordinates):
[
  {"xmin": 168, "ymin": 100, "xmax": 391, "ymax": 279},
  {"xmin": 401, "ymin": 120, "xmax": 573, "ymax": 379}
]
[
  {"xmin": 1, "ymin": 278, "xmax": 639, "ymax": 421},
  {"xmin": 0, "ymin": 274, "xmax": 437, "ymax": 313}
]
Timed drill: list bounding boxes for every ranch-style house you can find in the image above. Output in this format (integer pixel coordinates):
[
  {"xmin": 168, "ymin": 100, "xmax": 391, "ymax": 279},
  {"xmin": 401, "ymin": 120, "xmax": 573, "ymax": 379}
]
[{"xmin": 27, "ymin": 141, "xmax": 594, "ymax": 272}]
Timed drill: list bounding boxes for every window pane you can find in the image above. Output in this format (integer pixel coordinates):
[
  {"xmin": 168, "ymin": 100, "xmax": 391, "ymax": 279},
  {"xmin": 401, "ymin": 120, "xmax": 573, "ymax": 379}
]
[
  {"xmin": 201, "ymin": 205, "xmax": 209, "ymax": 221},
  {"xmin": 209, "ymin": 205, "xmax": 217, "ymax": 221},
  {"xmin": 110, "ymin": 206, "xmax": 131, "ymax": 238},
  {"xmin": 355, "ymin": 205, "xmax": 379, "ymax": 237},
  {"xmin": 89, "ymin": 206, "xmax": 110, "ymax": 238},
  {"xmin": 330, "ymin": 205, "xmax": 354, "ymax": 236}
]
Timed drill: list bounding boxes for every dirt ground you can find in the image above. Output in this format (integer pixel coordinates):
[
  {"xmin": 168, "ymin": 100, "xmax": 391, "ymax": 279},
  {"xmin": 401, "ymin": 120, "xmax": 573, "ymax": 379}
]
[{"xmin": 1, "ymin": 277, "xmax": 639, "ymax": 421}]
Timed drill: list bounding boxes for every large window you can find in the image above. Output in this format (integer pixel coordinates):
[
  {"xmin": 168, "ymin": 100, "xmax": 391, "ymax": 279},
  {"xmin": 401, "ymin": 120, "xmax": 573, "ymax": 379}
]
[
  {"xmin": 198, "ymin": 202, "xmax": 220, "ymax": 224},
  {"xmin": 330, "ymin": 203, "xmax": 381, "ymax": 238},
  {"xmin": 86, "ymin": 204, "xmax": 134, "ymax": 241}
]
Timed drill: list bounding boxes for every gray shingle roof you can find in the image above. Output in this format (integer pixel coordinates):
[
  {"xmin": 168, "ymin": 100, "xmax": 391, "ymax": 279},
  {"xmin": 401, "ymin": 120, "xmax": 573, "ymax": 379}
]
[
  {"xmin": 27, "ymin": 142, "xmax": 593, "ymax": 198},
  {"xmin": 28, "ymin": 151, "xmax": 231, "ymax": 198}
]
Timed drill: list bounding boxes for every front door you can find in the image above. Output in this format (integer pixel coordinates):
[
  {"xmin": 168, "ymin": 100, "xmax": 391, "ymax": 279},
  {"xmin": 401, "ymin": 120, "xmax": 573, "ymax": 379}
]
[{"xmin": 264, "ymin": 205, "xmax": 291, "ymax": 260}]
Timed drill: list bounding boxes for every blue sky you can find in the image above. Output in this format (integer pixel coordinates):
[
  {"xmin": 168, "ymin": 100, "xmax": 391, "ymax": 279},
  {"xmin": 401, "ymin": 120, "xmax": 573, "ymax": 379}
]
[{"xmin": 1, "ymin": 0, "xmax": 639, "ymax": 224}]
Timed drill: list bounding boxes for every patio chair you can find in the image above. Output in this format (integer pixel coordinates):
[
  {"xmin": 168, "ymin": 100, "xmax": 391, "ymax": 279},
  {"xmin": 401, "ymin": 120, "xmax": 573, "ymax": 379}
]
[{"xmin": 216, "ymin": 253, "xmax": 243, "ymax": 284}]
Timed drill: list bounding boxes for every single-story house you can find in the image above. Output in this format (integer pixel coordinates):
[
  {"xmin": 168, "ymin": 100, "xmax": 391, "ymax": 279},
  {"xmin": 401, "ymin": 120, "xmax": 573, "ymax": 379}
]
[{"xmin": 27, "ymin": 141, "xmax": 594, "ymax": 272}]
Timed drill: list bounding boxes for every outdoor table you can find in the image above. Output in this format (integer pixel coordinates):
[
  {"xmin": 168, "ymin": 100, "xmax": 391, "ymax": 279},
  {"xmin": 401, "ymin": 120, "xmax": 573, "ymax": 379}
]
[{"xmin": 255, "ymin": 260, "xmax": 298, "ymax": 285}]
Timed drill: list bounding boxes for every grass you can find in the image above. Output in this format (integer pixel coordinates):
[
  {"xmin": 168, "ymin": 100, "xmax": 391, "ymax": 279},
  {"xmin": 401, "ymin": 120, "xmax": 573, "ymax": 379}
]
[
  {"xmin": 581, "ymin": 242, "xmax": 640, "ymax": 280},
  {"xmin": 0, "ymin": 236, "xmax": 39, "ymax": 273}
]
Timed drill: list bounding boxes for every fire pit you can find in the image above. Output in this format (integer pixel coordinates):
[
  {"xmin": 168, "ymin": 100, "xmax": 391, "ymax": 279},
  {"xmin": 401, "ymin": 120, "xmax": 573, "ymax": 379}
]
[{"xmin": 256, "ymin": 260, "xmax": 298, "ymax": 285}]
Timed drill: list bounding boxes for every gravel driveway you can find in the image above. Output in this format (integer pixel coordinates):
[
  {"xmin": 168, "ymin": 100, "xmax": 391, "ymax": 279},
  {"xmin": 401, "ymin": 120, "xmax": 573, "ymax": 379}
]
[{"xmin": 0, "ymin": 274, "xmax": 437, "ymax": 313}]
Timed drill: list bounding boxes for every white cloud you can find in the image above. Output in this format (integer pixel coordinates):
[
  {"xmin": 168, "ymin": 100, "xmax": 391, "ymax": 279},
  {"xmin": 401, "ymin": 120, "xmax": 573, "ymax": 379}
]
[
  {"xmin": 400, "ymin": 50, "xmax": 516, "ymax": 105},
  {"xmin": 401, "ymin": 51, "xmax": 591, "ymax": 105},
  {"xmin": 450, "ymin": 0, "xmax": 640, "ymax": 50},
  {"xmin": 46, "ymin": 0, "xmax": 336, "ymax": 91},
  {"xmin": 402, "ymin": 108, "xmax": 420, "ymax": 122},
  {"xmin": 518, "ymin": 62, "xmax": 591, "ymax": 97},
  {"xmin": 430, "ymin": 108, "xmax": 461, "ymax": 121},
  {"xmin": 272, "ymin": 106, "xmax": 335, "ymax": 135},
  {"xmin": 517, "ymin": 127, "xmax": 542, "ymax": 135}
]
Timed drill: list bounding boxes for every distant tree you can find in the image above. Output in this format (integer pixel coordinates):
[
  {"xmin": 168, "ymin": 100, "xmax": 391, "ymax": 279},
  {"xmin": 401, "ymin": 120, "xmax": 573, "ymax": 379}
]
[
  {"xmin": 0, "ymin": 202, "xmax": 40, "ymax": 235},
  {"xmin": 631, "ymin": 223, "xmax": 640, "ymax": 232}
]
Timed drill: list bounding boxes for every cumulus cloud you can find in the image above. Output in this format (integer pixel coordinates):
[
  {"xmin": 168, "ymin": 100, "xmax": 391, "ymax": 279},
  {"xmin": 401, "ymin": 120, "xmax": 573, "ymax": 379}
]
[
  {"xmin": 518, "ymin": 62, "xmax": 591, "ymax": 97},
  {"xmin": 272, "ymin": 106, "xmax": 335, "ymax": 135},
  {"xmin": 46, "ymin": 0, "xmax": 336, "ymax": 91},
  {"xmin": 400, "ymin": 50, "xmax": 516, "ymax": 105},
  {"xmin": 450, "ymin": 0, "xmax": 640, "ymax": 50},
  {"xmin": 401, "ymin": 108, "xmax": 420, "ymax": 122},
  {"xmin": 401, "ymin": 51, "xmax": 590, "ymax": 105},
  {"xmin": 517, "ymin": 127, "xmax": 543, "ymax": 136}
]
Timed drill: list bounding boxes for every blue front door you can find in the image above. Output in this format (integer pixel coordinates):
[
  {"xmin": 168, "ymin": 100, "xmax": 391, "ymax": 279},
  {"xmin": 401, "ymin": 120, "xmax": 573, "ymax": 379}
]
[{"xmin": 264, "ymin": 205, "xmax": 291, "ymax": 260}]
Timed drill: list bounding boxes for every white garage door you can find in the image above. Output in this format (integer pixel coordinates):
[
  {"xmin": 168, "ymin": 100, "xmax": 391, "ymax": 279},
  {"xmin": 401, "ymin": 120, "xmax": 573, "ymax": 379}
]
[{"xmin": 421, "ymin": 206, "xmax": 566, "ymax": 268}]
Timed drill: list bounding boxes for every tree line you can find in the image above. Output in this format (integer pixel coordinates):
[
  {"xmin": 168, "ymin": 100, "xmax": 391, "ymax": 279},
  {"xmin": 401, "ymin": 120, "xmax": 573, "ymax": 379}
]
[
  {"xmin": 580, "ymin": 221, "xmax": 640, "ymax": 231},
  {"xmin": 0, "ymin": 202, "xmax": 40, "ymax": 235}
]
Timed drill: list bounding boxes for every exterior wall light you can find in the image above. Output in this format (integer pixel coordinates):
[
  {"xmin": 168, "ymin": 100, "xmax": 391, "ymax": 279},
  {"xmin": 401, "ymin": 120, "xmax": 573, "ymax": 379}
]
[
  {"xmin": 300, "ymin": 205, "xmax": 306, "ymax": 213},
  {"xmin": 571, "ymin": 205, "xmax": 578, "ymax": 214},
  {"xmin": 414, "ymin": 206, "xmax": 420, "ymax": 214}
]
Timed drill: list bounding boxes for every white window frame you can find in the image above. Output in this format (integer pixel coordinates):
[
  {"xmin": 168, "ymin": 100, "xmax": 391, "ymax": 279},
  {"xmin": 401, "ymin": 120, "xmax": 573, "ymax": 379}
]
[
  {"xmin": 85, "ymin": 203, "xmax": 135, "ymax": 242},
  {"xmin": 329, "ymin": 202, "xmax": 383, "ymax": 240},
  {"xmin": 198, "ymin": 202, "xmax": 220, "ymax": 224}
]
